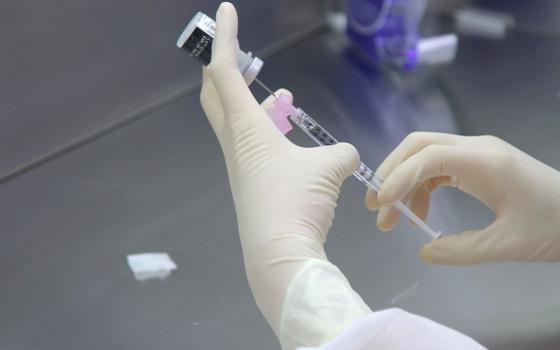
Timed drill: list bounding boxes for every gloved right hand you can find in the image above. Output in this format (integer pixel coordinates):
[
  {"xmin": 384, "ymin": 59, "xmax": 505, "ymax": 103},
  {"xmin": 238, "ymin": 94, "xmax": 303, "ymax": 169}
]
[{"xmin": 365, "ymin": 132, "xmax": 560, "ymax": 265}]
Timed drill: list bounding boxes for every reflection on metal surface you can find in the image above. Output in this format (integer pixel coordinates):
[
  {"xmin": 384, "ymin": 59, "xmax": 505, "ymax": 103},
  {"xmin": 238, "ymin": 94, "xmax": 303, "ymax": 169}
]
[
  {"xmin": 391, "ymin": 282, "xmax": 419, "ymax": 305},
  {"xmin": 336, "ymin": 45, "xmax": 458, "ymax": 142}
]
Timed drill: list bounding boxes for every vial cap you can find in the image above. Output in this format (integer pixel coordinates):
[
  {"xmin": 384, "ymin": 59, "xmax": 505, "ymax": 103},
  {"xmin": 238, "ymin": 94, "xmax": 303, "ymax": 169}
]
[{"xmin": 243, "ymin": 56, "xmax": 263, "ymax": 85}]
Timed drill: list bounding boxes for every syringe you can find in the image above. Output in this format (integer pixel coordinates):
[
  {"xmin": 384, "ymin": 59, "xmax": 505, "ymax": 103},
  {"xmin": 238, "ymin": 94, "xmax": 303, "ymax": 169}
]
[
  {"xmin": 176, "ymin": 12, "xmax": 441, "ymax": 240},
  {"xmin": 255, "ymin": 78, "xmax": 442, "ymax": 240}
]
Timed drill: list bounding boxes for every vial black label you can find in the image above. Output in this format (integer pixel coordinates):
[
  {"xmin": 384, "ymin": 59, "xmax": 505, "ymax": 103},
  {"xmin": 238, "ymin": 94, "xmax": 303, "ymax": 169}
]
[{"xmin": 183, "ymin": 27, "xmax": 213, "ymax": 65}]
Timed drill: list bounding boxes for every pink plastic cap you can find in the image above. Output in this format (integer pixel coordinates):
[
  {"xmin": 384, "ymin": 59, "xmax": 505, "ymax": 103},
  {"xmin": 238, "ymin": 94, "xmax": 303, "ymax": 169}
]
[{"xmin": 266, "ymin": 93, "xmax": 297, "ymax": 135}]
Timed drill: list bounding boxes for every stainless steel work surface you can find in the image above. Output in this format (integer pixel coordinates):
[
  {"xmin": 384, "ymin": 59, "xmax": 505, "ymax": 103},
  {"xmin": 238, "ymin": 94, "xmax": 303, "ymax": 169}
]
[
  {"xmin": 2, "ymin": 24, "xmax": 560, "ymax": 350},
  {"xmin": 0, "ymin": 0, "xmax": 324, "ymax": 181}
]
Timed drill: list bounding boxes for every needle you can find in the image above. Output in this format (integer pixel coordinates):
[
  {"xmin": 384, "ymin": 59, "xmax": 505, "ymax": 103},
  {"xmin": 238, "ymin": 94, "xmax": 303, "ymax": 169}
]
[{"xmin": 254, "ymin": 78, "xmax": 278, "ymax": 98}]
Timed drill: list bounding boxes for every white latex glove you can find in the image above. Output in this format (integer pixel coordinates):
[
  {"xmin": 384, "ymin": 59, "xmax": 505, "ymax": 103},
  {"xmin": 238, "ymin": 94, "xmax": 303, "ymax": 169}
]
[
  {"xmin": 200, "ymin": 3, "xmax": 369, "ymax": 347},
  {"xmin": 365, "ymin": 132, "xmax": 560, "ymax": 265}
]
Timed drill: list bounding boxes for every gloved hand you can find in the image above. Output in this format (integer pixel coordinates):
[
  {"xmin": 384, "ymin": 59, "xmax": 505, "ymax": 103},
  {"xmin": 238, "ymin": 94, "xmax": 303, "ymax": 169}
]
[
  {"xmin": 365, "ymin": 132, "xmax": 560, "ymax": 265},
  {"xmin": 201, "ymin": 3, "xmax": 369, "ymax": 348}
]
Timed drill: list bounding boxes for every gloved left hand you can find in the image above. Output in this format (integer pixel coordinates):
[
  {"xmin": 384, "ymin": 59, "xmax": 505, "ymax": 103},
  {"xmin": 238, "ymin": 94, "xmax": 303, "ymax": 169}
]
[{"xmin": 200, "ymin": 1, "xmax": 364, "ymax": 342}]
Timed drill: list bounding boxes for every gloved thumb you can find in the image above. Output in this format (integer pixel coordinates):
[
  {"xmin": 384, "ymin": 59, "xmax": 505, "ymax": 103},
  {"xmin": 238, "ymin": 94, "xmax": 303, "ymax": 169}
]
[
  {"xmin": 319, "ymin": 142, "xmax": 360, "ymax": 182},
  {"xmin": 207, "ymin": 2, "xmax": 259, "ymax": 117},
  {"xmin": 420, "ymin": 223, "xmax": 501, "ymax": 265},
  {"xmin": 210, "ymin": 2, "xmax": 238, "ymax": 72}
]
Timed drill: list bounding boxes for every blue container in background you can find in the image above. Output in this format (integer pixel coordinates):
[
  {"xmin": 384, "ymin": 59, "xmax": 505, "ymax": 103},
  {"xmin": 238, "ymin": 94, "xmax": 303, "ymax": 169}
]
[{"xmin": 346, "ymin": 0, "xmax": 457, "ymax": 70}]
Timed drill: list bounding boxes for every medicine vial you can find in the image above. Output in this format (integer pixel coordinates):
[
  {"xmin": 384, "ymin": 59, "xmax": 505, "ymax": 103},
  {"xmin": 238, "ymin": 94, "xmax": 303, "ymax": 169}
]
[{"xmin": 176, "ymin": 12, "xmax": 263, "ymax": 84}]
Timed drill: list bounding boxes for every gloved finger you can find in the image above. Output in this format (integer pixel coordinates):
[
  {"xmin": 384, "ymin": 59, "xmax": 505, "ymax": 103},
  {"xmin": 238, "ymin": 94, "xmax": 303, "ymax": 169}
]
[
  {"xmin": 208, "ymin": 3, "xmax": 238, "ymax": 74},
  {"xmin": 406, "ymin": 184, "xmax": 430, "ymax": 223},
  {"xmin": 260, "ymin": 89, "xmax": 293, "ymax": 109},
  {"xmin": 376, "ymin": 191, "xmax": 414, "ymax": 232},
  {"xmin": 319, "ymin": 142, "xmax": 360, "ymax": 182},
  {"xmin": 405, "ymin": 176, "xmax": 456, "ymax": 223},
  {"xmin": 365, "ymin": 189, "xmax": 382, "ymax": 211},
  {"xmin": 367, "ymin": 133, "xmax": 458, "ymax": 211},
  {"xmin": 365, "ymin": 175, "xmax": 451, "ymax": 211},
  {"xmin": 377, "ymin": 205, "xmax": 401, "ymax": 232},
  {"xmin": 368, "ymin": 182, "xmax": 431, "ymax": 214},
  {"xmin": 375, "ymin": 132, "xmax": 459, "ymax": 181},
  {"xmin": 377, "ymin": 145, "xmax": 495, "ymax": 206},
  {"xmin": 207, "ymin": 2, "xmax": 261, "ymax": 117},
  {"xmin": 200, "ymin": 67, "xmax": 225, "ymax": 134},
  {"xmin": 420, "ymin": 223, "xmax": 501, "ymax": 265}
]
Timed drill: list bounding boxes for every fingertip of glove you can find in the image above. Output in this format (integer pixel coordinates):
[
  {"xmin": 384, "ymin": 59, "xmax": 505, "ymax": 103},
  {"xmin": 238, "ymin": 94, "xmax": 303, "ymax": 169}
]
[
  {"xmin": 420, "ymin": 239, "xmax": 459, "ymax": 265},
  {"xmin": 376, "ymin": 207, "xmax": 398, "ymax": 232},
  {"xmin": 376, "ymin": 184, "xmax": 397, "ymax": 207},
  {"xmin": 216, "ymin": 2, "xmax": 237, "ymax": 33},
  {"xmin": 275, "ymin": 89, "xmax": 293, "ymax": 101},
  {"xmin": 419, "ymin": 244, "xmax": 441, "ymax": 264},
  {"xmin": 364, "ymin": 190, "xmax": 382, "ymax": 211},
  {"xmin": 217, "ymin": 2, "xmax": 235, "ymax": 16}
]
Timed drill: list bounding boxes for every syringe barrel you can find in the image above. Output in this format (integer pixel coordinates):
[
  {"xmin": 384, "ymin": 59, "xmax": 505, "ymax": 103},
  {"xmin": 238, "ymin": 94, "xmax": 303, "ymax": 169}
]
[{"xmin": 290, "ymin": 108, "xmax": 440, "ymax": 240}]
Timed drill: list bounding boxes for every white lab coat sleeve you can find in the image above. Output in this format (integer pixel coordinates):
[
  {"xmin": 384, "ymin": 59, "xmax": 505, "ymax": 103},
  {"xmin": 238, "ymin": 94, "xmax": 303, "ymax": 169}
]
[
  {"xmin": 298, "ymin": 308, "xmax": 486, "ymax": 350},
  {"xmin": 279, "ymin": 259, "xmax": 486, "ymax": 350}
]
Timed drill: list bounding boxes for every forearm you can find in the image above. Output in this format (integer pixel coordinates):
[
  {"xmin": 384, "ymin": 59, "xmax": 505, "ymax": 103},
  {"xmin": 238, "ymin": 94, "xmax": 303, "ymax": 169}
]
[
  {"xmin": 237, "ymin": 215, "xmax": 371, "ymax": 349},
  {"xmin": 237, "ymin": 213, "xmax": 329, "ymax": 333}
]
